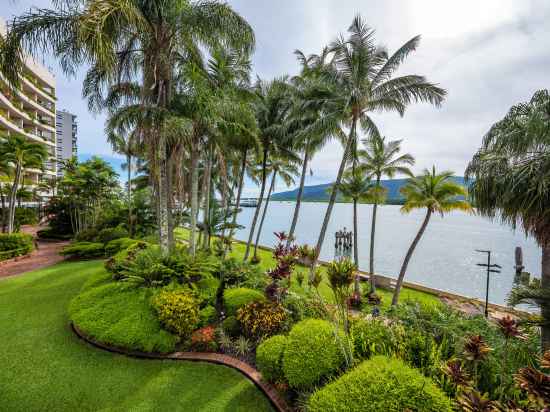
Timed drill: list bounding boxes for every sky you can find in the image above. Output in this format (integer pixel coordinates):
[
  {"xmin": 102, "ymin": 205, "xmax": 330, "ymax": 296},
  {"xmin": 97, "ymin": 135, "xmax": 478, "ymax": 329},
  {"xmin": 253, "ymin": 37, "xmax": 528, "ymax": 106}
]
[{"xmin": 4, "ymin": 0, "xmax": 550, "ymax": 195}]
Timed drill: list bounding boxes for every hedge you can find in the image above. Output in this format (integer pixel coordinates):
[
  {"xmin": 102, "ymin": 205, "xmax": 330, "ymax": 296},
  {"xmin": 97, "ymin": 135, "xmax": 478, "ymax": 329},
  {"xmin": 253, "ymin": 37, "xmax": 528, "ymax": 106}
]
[
  {"xmin": 0, "ymin": 233, "xmax": 33, "ymax": 261},
  {"xmin": 60, "ymin": 242, "xmax": 105, "ymax": 259},
  {"xmin": 256, "ymin": 335, "xmax": 288, "ymax": 382},
  {"xmin": 308, "ymin": 356, "xmax": 453, "ymax": 412},
  {"xmin": 282, "ymin": 319, "xmax": 345, "ymax": 388}
]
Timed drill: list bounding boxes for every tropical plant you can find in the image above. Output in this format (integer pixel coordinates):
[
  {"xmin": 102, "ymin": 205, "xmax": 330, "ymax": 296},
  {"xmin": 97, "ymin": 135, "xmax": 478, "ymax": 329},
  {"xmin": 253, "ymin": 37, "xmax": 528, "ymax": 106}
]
[
  {"xmin": 0, "ymin": 134, "xmax": 47, "ymax": 233},
  {"xmin": 466, "ymin": 89, "xmax": 550, "ymax": 351},
  {"xmin": 326, "ymin": 257, "xmax": 356, "ymax": 333},
  {"xmin": 392, "ymin": 167, "xmax": 471, "ymax": 305},
  {"xmin": 358, "ymin": 134, "xmax": 414, "ymax": 292},
  {"xmin": 307, "ymin": 15, "xmax": 446, "ymax": 275}
]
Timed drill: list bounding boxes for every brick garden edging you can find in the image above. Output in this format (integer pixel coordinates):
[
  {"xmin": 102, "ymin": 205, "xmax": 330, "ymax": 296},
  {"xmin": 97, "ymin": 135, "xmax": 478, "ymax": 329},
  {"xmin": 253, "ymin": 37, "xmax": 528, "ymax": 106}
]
[{"xmin": 71, "ymin": 323, "xmax": 290, "ymax": 412}]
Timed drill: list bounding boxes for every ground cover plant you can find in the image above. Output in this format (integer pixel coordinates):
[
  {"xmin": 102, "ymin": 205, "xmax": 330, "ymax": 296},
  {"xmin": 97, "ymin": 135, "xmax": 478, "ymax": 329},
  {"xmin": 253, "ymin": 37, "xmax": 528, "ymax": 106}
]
[{"xmin": 0, "ymin": 232, "xmax": 33, "ymax": 261}]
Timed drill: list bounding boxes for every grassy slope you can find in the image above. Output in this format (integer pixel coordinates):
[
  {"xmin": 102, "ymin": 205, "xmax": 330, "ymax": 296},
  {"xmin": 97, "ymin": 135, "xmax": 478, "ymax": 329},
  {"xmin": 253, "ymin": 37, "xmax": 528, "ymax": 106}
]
[
  {"xmin": 0, "ymin": 260, "xmax": 273, "ymax": 412},
  {"xmin": 175, "ymin": 228, "xmax": 440, "ymax": 311}
]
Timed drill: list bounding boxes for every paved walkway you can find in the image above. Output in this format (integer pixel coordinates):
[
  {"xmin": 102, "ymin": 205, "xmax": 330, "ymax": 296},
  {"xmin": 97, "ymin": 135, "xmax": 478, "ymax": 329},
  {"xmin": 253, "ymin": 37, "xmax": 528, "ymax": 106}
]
[{"xmin": 0, "ymin": 225, "xmax": 68, "ymax": 279}]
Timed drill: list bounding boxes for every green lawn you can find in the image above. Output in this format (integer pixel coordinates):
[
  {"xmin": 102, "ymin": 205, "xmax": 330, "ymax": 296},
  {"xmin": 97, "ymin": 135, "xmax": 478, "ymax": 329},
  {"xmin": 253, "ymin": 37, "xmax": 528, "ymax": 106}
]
[
  {"xmin": 0, "ymin": 260, "xmax": 274, "ymax": 412},
  {"xmin": 175, "ymin": 228, "xmax": 441, "ymax": 310}
]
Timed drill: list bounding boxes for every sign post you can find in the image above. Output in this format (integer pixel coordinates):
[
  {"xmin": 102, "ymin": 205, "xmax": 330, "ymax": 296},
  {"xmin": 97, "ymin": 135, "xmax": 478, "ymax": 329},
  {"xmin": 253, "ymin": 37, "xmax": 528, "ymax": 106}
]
[{"xmin": 475, "ymin": 249, "xmax": 501, "ymax": 318}]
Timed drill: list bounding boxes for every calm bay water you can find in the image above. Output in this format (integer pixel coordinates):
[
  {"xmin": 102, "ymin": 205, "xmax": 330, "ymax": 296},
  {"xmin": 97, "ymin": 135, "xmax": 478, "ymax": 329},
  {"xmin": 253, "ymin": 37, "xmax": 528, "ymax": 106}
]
[{"xmin": 233, "ymin": 201, "xmax": 541, "ymax": 306}]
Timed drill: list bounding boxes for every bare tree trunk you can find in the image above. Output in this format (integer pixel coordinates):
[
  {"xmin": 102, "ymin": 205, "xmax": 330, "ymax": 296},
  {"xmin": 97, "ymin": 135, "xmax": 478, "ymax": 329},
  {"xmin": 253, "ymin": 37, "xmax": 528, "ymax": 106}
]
[
  {"xmin": 288, "ymin": 148, "xmax": 309, "ymax": 243},
  {"xmin": 1, "ymin": 192, "xmax": 6, "ymax": 233},
  {"xmin": 167, "ymin": 154, "xmax": 175, "ymax": 249},
  {"xmin": 244, "ymin": 149, "xmax": 268, "ymax": 261},
  {"xmin": 202, "ymin": 149, "xmax": 212, "ymax": 251},
  {"xmin": 253, "ymin": 170, "xmax": 276, "ymax": 259},
  {"xmin": 353, "ymin": 197, "xmax": 360, "ymax": 294},
  {"xmin": 541, "ymin": 244, "xmax": 550, "ymax": 352},
  {"xmin": 369, "ymin": 175, "xmax": 381, "ymax": 292},
  {"xmin": 127, "ymin": 155, "xmax": 132, "ymax": 237},
  {"xmin": 311, "ymin": 120, "xmax": 356, "ymax": 276},
  {"xmin": 392, "ymin": 209, "xmax": 432, "ymax": 306},
  {"xmin": 189, "ymin": 145, "xmax": 199, "ymax": 256},
  {"xmin": 7, "ymin": 163, "xmax": 22, "ymax": 234},
  {"xmin": 224, "ymin": 150, "xmax": 247, "ymax": 257}
]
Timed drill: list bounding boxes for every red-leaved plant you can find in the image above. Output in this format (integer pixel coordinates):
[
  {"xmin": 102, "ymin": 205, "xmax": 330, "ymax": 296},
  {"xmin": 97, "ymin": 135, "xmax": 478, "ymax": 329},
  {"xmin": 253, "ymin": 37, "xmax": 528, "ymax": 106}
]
[{"xmin": 265, "ymin": 232, "xmax": 298, "ymax": 302}]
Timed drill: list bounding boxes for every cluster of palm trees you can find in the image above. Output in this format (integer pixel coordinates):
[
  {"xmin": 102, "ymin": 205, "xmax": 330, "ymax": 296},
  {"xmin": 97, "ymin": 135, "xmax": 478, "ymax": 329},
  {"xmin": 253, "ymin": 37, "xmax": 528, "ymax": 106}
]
[{"xmin": 1, "ymin": 2, "xmax": 474, "ymax": 305}]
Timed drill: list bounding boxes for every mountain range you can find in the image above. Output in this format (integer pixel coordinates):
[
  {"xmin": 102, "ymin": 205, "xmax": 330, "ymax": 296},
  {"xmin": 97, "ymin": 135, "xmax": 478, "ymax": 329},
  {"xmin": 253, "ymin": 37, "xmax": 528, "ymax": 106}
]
[{"xmin": 270, "ymin": 177, "xmax": 466, "ymax": 203}]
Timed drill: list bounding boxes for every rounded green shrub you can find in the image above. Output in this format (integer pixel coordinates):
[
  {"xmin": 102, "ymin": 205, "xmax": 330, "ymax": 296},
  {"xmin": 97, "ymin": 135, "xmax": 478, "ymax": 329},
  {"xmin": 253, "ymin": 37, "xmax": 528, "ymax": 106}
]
[
  {"xmin": 97, "ymin": 226, "xmax": 129, "ymax": 244},
  {"xmin": 256, "ymin": 335, "xmax": 288, "ymax": 382},
  {"xmin": 152, "ymin": 290, "xmax": 199, "ymax": 338},
  {"xmin": 223, "ymin": 287, "xmax": 265, "ymax": 316},
  {"xmin": 282, "ymin": 319, "xmax": 345, "ymax": 388},
  {"xmin": 222, "ymin": 316, "xmax": 241, "ymax": 337},
  {"xmin": 308, "ymin": 356, "xmax": 453, "ymax": 412},
  {"xmin": 199, "ymin": 305, "xmax": 216, "ymax": 327},
  {"xmin": 60, "ymin": 242, "xmax": 105, "ymax": 259}
]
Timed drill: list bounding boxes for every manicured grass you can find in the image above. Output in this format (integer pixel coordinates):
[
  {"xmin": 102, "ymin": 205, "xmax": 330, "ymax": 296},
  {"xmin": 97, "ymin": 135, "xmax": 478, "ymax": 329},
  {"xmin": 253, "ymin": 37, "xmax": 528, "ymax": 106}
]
[
  {"xmin": 0, "ymin": 260, "xmax": 274, "ymax": 412},
  {"xmin": 175, "ymin": 228, "xmax": 441, "ymax": 310}
]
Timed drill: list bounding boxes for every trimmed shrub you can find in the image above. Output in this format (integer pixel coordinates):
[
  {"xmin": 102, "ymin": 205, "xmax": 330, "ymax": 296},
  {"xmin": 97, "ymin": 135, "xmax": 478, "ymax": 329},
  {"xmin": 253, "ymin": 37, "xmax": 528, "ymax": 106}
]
[
  {"xmin": 60, "ymin": 242, "xmax": 105, "ymax": 259},
  {"xmin": 282, "ymin": 319, "xmax": 345, "ymax": 388},
  {"xmin": 0, "ymin": 233, "xmax": 33, "ymax": 260},
  {"xmin": 199, "ymin": 305, "xmax": 216, "ymax": 327},
  {"xmin": 256, "ymin": 335, "xmax": 288, "ymax": 382},
  {"xmin": 75, "ymin": 228, "xmax": 100, "ymax": 242},
  {"xmin": 237, "ymin": 301, "xmax": 286, "ymax": 339},
  {"xmin": 224, "ymin": 287, "xmax": 265, "ymax": 316},
  {"xmin": 222, "ymin": 316, "xmax": 241, "ymax": 338},
  {"xmin": 104, "ymin": 237, "xmax": 139, "ymax": 256},
  {"xmin": 152, "ymin": 290, "xmax": 199, "ymax": 338},
  {"xmin": 97, "ymin": 226, "xmax": 129, "ymax": 244},
  {"xmin": 308, "ymin": 356, "xmax": 453, "ymax": 412}
]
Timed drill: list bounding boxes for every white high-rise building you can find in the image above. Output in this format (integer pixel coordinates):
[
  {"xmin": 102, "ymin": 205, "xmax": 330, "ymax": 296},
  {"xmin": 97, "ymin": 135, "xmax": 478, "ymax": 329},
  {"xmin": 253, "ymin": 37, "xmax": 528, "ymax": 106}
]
[
  {"xmin": 0, "ymin": 18, "xmax": 57, "ymax": 187},
  {"xmin": 55, "ymin": 110, "xmax": 77, "ymax": 176}
]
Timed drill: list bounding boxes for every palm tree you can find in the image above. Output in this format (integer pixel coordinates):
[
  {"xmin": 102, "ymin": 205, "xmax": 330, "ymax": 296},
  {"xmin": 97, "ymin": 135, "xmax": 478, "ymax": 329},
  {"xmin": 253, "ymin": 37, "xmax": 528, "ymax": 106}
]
[
  {"xmin": 392, "ymin": 167, "xmax": 471, "ymax": 305},
  {"xmin": 338, "ymin": 168, "xmax": 373, "ymax": 293},
  {"xmin": 107, "ymin": 132, "xmax": 138, "ymax": 236},
  {"xmin": 1, "ymin": 0, "xmax": 254, "ymax": 252},
  {"xmin": 307, "ymin": 15, "xmax": 446, "ymax": 274},
  {"xmin": 466, "ymin": 89, "xmax": 550, "ymax": 351},
  {"xmin": 252, "ymin": 156, "xmax": 299, "ymax": 261},
  {"xmin": 243, "ymin": 78, "xmax": 293, "ymax": 261},
  {"xmin": 358, "ymin": 135, "xmax": 414, "ymax": 292},
  {"xmin": 0, "ymin": 134, "xmax": 47, "ymax": 233}
]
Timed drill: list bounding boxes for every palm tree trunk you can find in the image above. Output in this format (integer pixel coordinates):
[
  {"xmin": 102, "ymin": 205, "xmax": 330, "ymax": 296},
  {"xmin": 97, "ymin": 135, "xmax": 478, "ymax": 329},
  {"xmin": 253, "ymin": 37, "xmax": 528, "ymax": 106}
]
[
  {"xmin": 392, "ymin": 209, "xmax": 432, "ymax": 306},
  {"xmin": 225, "ymin": 150, "xmax": 247, "ymax": 257},
  {"xmin": 8, "ymin": 163, "xmax": 22, "ymax": 234},
  {"xmin": 1, "ymin": 192, "xmax": 6, "ymax": 233},
  {"xmin": 244, "ymin": 149, "xmax": 268, "ymax": 261},
  {"xmin": 253, "ymin": 171, "xmax": 276, "ymax": 259},
  {"xmin": 369, "ymin": 175, "xmax": 381, "ymax": 292},
  {"xmin": 288, "ymin": 148, "xmax": 309, "ymax": 243},
  {"xmin": 311, "ymin": 120, "xmax": 357, "ymax": 275},
  {"xmin": 167, "ymin": 155, "xmax": 175, "ymax": 249},
  {"xmin": 202, "ymin": 149, "xmax": 212, "ymax": 250},
  {"xmin": 353, "ymin": 197, "xmax": 360, "ymax": 294},
  {"xmin": 541, "ymin": 244, "xmax": 550, "ymax": 351},
  {"xmin": 127, "ymin": 155, "xmax": 132, "ymax": 237},
  {"xmin": 189, "ymin": 145, "xmax": 199, "ymax": 256},
  {"xmin": 158, "ymin": 138, "xmax": 170, "ymax": 253}
]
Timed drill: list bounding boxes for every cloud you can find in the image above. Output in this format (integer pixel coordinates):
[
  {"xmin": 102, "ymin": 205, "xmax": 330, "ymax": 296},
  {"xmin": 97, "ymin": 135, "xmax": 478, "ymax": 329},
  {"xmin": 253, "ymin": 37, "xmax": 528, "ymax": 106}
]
[{"xmin": 5, "ymin": 1, "xmax": 550, "ymax": 194}]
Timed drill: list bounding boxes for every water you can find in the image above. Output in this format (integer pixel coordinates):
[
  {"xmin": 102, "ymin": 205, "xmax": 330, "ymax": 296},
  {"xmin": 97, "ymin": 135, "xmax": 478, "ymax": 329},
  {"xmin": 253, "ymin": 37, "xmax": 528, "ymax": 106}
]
[{"xmin": 233, "ymin": 201, "xmax": 541, "ymax": 307}]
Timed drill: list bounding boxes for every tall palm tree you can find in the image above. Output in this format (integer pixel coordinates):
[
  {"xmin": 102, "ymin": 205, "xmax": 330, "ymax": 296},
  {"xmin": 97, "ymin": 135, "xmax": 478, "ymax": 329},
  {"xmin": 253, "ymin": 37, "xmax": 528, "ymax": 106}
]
[
  {"xmin": 307, "ymin": 15, "xmax": 446, "ymax": 274},
  {"xmin": 107, "ymin": 132, "xmax": 138, "ymax": 236},
  {"xmin": 252, "ymin": 156, "xmax": 299, "ymax": 261},
  {"xmin": 466, "ymin": 89, "xmax": 550, "ymax": 351},
  {"xmin": 358, "ymin": 135, "xmax": 414, "ymax": 292},
  {"xmin": 338, "ymin": 168, "xmax": 373, "ymax": 293},
  {"xmin": 392, "ymin": 167, "xmax": 471, "ymax": 305},
  {"xmin": 0, "ymin": 134, "xmax": 47, "ymax": 233},
  {"xmin": 243, "ymin": 78, "xmax": 293, "ymax": 261},
  {"xmin": 1, "ymin": 0, "xmax": 254, "ymax": 252}
]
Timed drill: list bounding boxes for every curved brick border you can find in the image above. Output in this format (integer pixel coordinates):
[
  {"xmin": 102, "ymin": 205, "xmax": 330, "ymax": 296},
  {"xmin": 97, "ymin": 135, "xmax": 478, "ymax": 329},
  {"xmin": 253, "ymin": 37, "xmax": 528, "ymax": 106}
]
[{"xmin": 71, "ymin": 323, "xmax": 290, "ymax": 412}]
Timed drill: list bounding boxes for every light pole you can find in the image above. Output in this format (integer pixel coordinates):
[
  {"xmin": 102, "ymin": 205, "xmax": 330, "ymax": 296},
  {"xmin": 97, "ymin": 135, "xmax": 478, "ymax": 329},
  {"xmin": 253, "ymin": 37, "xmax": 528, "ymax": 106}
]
[{"xmin": 475, "ymin": 249, "xmax": 501, "ymax": 318}]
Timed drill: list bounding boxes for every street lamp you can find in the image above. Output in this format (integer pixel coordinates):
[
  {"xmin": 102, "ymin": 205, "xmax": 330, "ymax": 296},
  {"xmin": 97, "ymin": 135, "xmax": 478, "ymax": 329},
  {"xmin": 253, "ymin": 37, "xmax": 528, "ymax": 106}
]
[{"xmin": 475, "ymin": 249, "xmax": 501, "ymax": 318}]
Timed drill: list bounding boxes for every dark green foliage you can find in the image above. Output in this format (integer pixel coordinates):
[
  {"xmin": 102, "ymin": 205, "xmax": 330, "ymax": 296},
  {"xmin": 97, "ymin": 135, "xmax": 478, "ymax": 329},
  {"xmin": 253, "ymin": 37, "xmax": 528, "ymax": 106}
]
[
  {"xmin": 308, "ymin": 356, "xmax": 453, "ymax": 412},
  {"xmin": 224, "ymin": 287, "xmax": 265, "ymax": 316},
  {"xmin": 199, "ymin": 305, "xmax": 216, "ymax": 327},
  {"xmin": 282, "ymin": 319, "xmax": 344, "ymax": 388},
  {"xmin": 60, "ymin": 242, "xmax": 105, "ymax": 259},
  {"xmin": 97, "ymin": 226, "xmax": 129, "ymax": 244},
  {"xmin": 36, "ymin": 228, "xmax": 72, "ymax": 240},
  {"xmin": 75, "ymin": 228, "xmax": 100, "ymax": 242},
  {"xmin": 69, "ymin": 271, "xmax": 179, "ymax": 353},
  {"xmin": 0, "ymin": 233, "xmax": 33, "ymax": 260},
  {"xmin": 222, "ymin": 316, "xmax": 241, "ymax": 338},
  {"xmin": 104, "ymin": 237, "xmax": 139, "ymax": 256},
  {"xmin": 13, "ymin": 207, "xmax": 38, "ymax": 225},
  {"xmin": 256, "ymin": 335, "xmax": 288, "ymax": 382}
]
